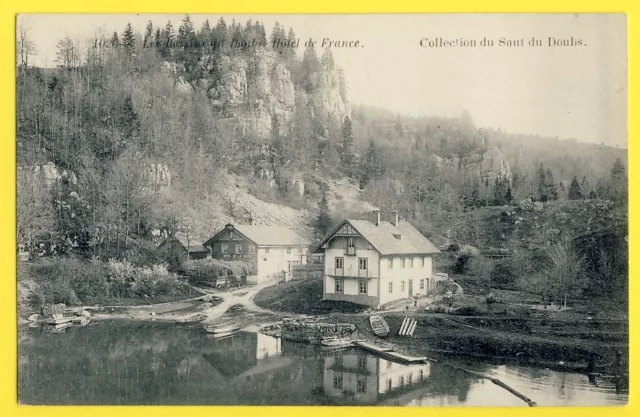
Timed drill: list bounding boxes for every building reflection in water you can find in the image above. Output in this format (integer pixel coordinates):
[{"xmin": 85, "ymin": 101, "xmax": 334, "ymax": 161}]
[
  {"xmin": 323, "ymin": 350, "xmax": 432, "ymax": 405},
  {"xmin": 202, "ymin": 331, "xmax": 291, "ymax": 380}
]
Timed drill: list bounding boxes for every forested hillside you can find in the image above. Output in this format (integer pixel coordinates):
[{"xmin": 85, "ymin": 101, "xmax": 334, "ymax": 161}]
[{"xmin": 17, "ymin": 15, "xmax": 628, "ymax": 309}]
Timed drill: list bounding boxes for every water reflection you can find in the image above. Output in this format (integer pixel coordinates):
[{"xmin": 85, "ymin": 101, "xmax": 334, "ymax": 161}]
[
  {"xmin": 17, "ymin": 321, "xmax": 627, "ymax": 406},
  {"xmin": 322, "ymin": 352, "xmax": 432, "ymax": 405}
]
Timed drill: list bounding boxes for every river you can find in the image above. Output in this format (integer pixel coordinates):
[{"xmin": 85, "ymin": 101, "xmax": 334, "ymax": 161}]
[{"xmin": 18, "ymin": 320, "xmax": 627, "ymax": 406}]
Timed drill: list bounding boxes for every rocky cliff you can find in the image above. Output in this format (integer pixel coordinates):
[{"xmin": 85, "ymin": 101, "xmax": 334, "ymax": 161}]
[
  {"xmin": 165, "ymin": 47, "xmax": 350, "ymax": 140},
  {"xmin": 429, "ymin": 147, "xmax": 512, "ymax": 184}
]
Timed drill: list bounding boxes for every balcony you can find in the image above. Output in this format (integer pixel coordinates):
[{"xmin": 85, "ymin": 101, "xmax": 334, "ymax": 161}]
[{"xmin": 345, "ymin": 247, "xmax": 356, "ymax": 256}]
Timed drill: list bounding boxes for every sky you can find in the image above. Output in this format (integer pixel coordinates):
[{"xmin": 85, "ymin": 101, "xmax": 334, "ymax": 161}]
[{"xmin": 17, "ymin": 14, "xmax": 628, "ymax": 148}]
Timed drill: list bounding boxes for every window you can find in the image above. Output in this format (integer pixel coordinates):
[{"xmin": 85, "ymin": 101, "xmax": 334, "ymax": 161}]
[
  {"xmin": 358, "ymin": 355, "xmax": 368, "ymax": 369},
  {"xmin": 389, "ymin": 258, "xmax": 393, "ymax": 269},
  {"xmin": 333, "ymin": 374, "xmax": 343, "ymax": 389},
  {"xmin": 248, "ymin": 245, "xmax": 255, "ymax": 254},
  {"xmin": 387, "ymin": 378, "xmax": 393, "ymax": 391},
  {"xmin": 335, "ymin": 257, "xmax": 344, "ymax": 270},
  {"xmin": 399, "ymin": 376, "xmax": 405, "ymax": 387},
  {"xmin": 388, "ymin": 282, "xmax": 393, "ymax": 293},
  {"xmin": 358, "ymin": 258, "xmax": 368, "ymax": 270},
  {"xmin": 359, "ymin": 280, "xmax": 368, "ymax": 295},
  {"xmin": 420, "ymin": 279, "xmax": 425, "ymax": 290},
  {"xmin": 347, "ymin": 237, "xmax": 355, "ymax": 249},
  {"xmin": 229, "ymin": 232, "xmax": 234, "ymax": 240},
  {"xmin": 422, "ymin": 256, "xmax": 425, "ymax": 268},
  {"xmin": 235, "ymin": 244, "xmax": 242, "ymax": 254},
  {"xmin": 221, "ymin": 244, "xmax": 228, "ymax": 254},
  {"xmin": 408, "ymin": 373, "xmax": 413, "ymax": 384},
  {"xmin": 410, "ymin": 257, "xmax": 414, "ymax": 268},
  {"xmin": 401, "ymin": 281, "xmax": 405, "ymax": 292},
  {"xmin": 402, "ymin": 258, "xmax": 406, "ymax": 268},
  {"xmin": 265, "ymin": 247, "xmax": 270, "ymax": 254},
  {"xmin": 335, "ymin": 279, "xmax": 344, "ymax": 294},
  {"xmin": 287, "ymin": 247, "xmax": 291, "ymax": 254},
  {"xmin": 419, "ymin": 369, "xmax": 424, "ymax": 381},
  {"xmin": 357, "ymin": 378, "xmax": 367, "ymax": 393}
]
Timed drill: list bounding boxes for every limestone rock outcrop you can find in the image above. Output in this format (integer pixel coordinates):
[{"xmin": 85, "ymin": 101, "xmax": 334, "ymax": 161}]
[
  {"xmin": 170, "ymin": 47, "xmax": 349, "ymax": 140},
  {"xmin": 428, "ymin": 147, "xmax": 512, "ymax": 184}
]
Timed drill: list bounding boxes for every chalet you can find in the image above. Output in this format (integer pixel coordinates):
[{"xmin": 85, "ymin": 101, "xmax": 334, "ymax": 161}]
[
  {"xmin": 157, "ymin": 232, "xmax": 209, "ymax": 268},
  {"xmin": 312, "ymin": 209, "xmax": 442, "ymax": 308},
  {"xmin": 203, "ymin": 224, "xmax": 309, "ymax": 284}
]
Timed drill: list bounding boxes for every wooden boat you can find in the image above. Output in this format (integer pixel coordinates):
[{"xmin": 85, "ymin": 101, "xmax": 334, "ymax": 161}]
[
  {"xmin": 210, "ymin": 331, "xmax": 237, "ymax": 339},
  {"xmin": 72, "ymin": 316, "xmax": 90, "ymax": 326},
  {"xmin": 320, "ymin": 336, "xmax": 353, "ymax": 349},
  {"xmin": 205, "ymin": 323, "xmax": 240, "ymax": 334},
  {"xmin": 369, "ymin": 315, "xmax": 390, "ymax": 337},
  {"xmin": 47, "ymin": 317, "xmax": 74, "ymax": 325},
  {"xmin": 52, "ymin": 322, "xmax": 74, "ymax": 332},
  {"xmin": 175, "ymin": 313, "xmax": 207, "ymax": 324}
]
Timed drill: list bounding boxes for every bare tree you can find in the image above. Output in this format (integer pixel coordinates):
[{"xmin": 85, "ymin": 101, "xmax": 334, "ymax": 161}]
[
  {"xmin": 17, "ymin": 168, "xmax": 54, "ymax": 251},
  {"xmin": 17, "ymin": 24, "xmax": 37, "ymax": 69},
  {"xmin": 55, "ymin": 36, "xmax": 81, "ymax": 68},
  {"xmin": 546, "ymin": 237, "xmax": 586, "ymax": 310}
]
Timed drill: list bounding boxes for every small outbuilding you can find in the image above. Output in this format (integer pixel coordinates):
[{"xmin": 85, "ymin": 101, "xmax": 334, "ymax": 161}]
[{"xmin": 158, "ymin": 232, "xmax": 209, "ymax": 269}]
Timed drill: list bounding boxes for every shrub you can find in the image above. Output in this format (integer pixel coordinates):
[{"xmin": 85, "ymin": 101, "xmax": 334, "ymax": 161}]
[{"xmin": 22, "ymin": 257, "xmax": 191, "ymax": 308}]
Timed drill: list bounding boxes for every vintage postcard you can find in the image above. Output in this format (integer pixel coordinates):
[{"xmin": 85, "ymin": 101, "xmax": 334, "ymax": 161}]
[{"xmin": 15, "ymin": 13, "xmax": 628, "ymax": 407}]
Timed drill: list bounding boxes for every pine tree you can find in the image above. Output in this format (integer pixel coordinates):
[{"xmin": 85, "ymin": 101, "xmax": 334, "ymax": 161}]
[
  {"xmin": 580, "ymin": 176, "xmax": 590, "ymax": 198},
  {"xmin": 568, "ymin": 175, "xmax": 583, "ymax": 200},
  {"xmin": 360, "ymin": 138, "xmax": 382, "ymax": 189},
  {"xmin": 163, "ymin": 21, "xmax": 175, "ymax": 47},
  {"xmin": 154, "ymin": 28, "xmax": 162, "ymax": 49},
  {"xmin": 286, "ymin": 28, "xmax": 297, "ymax": 63},
  {"xmin": 179, "ymin": 14, "xmax": 196, "ymax": 47},
  {"xmin": 536, "ymin": 163, "xmax": 547, "ymax": 201},
  {"xmin": 122, "ymin": 22, "xmax": 135, "ymax": 49},
  {"xmin": 609, "ymin": 157, "xmax": 627, "ymax": 203},
  {"xmin": 270, "ymin": 22, "xmax": 281, "ymax": 47},
  {"xmin": 200, "ymin": 19, "xmax": 212, "ymax": 47},
  {"xmin": 111, "ymin": 31, "xmax": 119, "ymax": 47},
  {"xmin": 314, "ymin": 190, "xmax": 333, "ymax": 239},
  {"xmin": 257, "ymin": 22, "xmax": 267, "ymax": 44},
  {"xmin": 545, "ymin": 168, "xmax": 559, "ymax": 201},
  {"xmin": 214, "ymin": 17, "xmax": 227, "ymax": 50},
  {"xmin": 301, "ymin": 45, "xmax": 320, "ymax": 93},
  {"xmin": 321, "ymin": 47, "xmax": 335, "ymax": 70},
  {"xmin": 340, "ymin": 116, "xmax": 355, "ymax": 175},
  {"xmin": 143, "ymin": 21, "xmax": 154, "ymax": 48}
]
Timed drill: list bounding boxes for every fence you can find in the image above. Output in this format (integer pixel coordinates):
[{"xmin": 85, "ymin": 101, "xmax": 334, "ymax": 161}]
[{"xmin": 290, "ymin": 264, "xmax": 324, "ymax": 281}]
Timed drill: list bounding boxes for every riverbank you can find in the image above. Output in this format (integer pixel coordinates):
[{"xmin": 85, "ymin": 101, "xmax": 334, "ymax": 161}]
[{"xmin": 253, "ymin": 278, "xmax": 628, "ymax": 377}]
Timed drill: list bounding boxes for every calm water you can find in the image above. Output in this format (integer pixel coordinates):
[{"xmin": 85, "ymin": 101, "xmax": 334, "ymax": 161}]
[{"xmin": 18, "ymin": 321, "xmax": 628, "ymax": 406}]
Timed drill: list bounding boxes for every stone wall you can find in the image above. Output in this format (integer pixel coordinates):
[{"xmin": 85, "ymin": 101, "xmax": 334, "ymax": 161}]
[{"xmin": 280, "ymin": 321, "xmax": 357, "ymax": 344}]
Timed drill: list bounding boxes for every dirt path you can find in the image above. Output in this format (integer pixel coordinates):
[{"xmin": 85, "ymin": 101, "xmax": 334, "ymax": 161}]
[{"xmin": 196, "ymin": 281, "xmax": 277, "ymax": 324}]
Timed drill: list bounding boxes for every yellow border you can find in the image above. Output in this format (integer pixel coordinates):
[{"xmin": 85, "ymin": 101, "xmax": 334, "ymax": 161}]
[{"xmin": 1, "ymin": 1, "xmax": 636, "ymax": 417}]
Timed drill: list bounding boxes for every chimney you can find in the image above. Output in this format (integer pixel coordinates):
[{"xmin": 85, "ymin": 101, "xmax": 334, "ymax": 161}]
[
  {"xmin": 372, "ymin": 209, "xmax": 380, "ymax": 226},
  {"xmin": 391, "ymin": 210, "xmax": 399, "ymax": 227}
]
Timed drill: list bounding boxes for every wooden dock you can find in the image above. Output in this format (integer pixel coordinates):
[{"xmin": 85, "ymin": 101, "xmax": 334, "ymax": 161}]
[{"xmin": 354, "ymin": 340, "xmax": 427, "ymax": 364}]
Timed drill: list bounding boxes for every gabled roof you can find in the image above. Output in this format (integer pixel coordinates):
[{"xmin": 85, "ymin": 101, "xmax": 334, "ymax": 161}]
[
  {"xmin": 204, "ymin": 224, "xmax": 307, "ymax": 247},
  {"xmin": 171, "ymin": 232, "xmax": 209, "ymax": 253},
  {"xmin": 313, "ymin": 219, "xmax": 440, "ymax": 256}
]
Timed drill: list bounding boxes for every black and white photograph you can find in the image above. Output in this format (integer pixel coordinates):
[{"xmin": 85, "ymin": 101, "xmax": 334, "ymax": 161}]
[{"xmin": 16, "ymin": 13, "xmax": 628, "ymax": 406}]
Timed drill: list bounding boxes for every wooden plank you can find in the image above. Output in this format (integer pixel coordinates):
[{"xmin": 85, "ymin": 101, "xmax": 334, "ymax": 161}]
[{"xmin": 408, "ymin": 320, "xmax": 417, "ymax": 337}]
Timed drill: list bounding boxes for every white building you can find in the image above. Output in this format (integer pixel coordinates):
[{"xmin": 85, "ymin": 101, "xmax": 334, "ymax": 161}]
[
  {"xmin": 313, "ymin": 210, "xmax": 443, "ymax": 308},
  {"xmin": 204, "ymin": 224, "xmax": 309, "ymax": 284}
]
